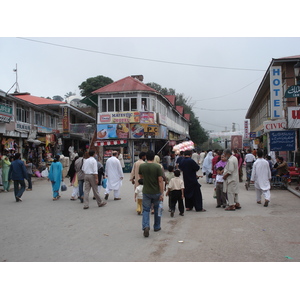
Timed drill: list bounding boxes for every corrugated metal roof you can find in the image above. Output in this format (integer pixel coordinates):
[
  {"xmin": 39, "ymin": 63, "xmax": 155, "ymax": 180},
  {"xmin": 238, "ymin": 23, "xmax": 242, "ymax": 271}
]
[
  {"xmin": 92, "ymin": 76, "xmax": 157, "ymax": 94},
  {"xmin": 12, "ymin": 93, "xmax": 64, "ymax": 105}
]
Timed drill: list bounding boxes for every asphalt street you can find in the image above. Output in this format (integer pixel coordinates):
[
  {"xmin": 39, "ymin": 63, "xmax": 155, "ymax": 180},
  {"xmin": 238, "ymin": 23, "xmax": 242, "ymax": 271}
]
[{"xmin": 1, "ymin": 169, "xmax": 300, "ymax": 262}]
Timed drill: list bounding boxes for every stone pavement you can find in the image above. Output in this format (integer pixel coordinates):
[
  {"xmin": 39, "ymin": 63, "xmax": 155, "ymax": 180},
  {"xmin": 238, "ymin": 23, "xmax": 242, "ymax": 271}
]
[{"xmin": 1, "ymin": 169, "xmax": 300, "ymax": 262}]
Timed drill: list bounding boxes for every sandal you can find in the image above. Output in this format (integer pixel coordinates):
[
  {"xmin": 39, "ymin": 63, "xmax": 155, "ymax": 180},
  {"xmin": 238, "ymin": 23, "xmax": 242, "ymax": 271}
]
[
  {"xmin": 225, "ymin": 205, "xmax": 236, "ymax": 211},
  {"xmin": 235, "ymin": 203, "xmax": 242, "ymax": 209},
  {"xmin": 264, "ymin": 200, "xmax": 270, "ymax": 207}
]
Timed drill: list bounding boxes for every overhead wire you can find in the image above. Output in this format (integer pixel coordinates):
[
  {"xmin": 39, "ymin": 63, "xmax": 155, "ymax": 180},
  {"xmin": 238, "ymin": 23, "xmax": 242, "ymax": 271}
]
[{"xmin": 17, "ymin": 37, "xmax": 266, "ymax": 72}]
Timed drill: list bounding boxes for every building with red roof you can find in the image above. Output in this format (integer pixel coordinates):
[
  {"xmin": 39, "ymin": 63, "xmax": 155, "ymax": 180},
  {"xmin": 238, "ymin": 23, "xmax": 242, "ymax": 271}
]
[{"xmin": 91, "ymin": 75, "xmax": 191, "ymax": 169}]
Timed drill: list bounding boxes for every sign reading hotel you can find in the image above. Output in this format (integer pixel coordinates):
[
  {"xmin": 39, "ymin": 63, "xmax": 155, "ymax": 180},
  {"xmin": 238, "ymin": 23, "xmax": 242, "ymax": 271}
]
[
  {"xmin": 263, "ymin": 119, "xmax": 286, "ymax": 132},
  {"xmin": 270, "ymin": 66, "xmax": 283, "ymax": 119},
  {"xmin": 62, "ymin": 107, "xmax": 70, "ymax": 134}
]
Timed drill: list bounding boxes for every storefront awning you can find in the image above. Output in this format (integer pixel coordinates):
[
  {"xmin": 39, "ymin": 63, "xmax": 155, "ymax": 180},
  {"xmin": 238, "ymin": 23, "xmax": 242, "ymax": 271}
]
[{"xmin": 94, "ymin": 140, "xmax": 127, "ymax": 146}]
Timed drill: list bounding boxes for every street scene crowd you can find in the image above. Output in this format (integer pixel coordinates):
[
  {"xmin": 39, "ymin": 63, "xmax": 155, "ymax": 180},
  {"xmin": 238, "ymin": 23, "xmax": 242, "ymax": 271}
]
[{"xmin": 0, "ymin": 146, "xmax": 291, "ymax": 238}]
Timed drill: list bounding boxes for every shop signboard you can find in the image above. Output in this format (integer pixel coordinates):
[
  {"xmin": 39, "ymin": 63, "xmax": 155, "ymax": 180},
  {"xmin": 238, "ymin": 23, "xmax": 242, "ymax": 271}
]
[
  {"xmin": 159, "ymin": 125, "xmax": 168, "ymax": 139},
  {"xmin": 140, "ymin": 112, "xmax": 155, "ymax": 123},
  {"xmin": 250, "ymin": 132, "xmax": 256, "ymax": 139},
  {"xmin": 97, "ymin": 123, "xmax": 129, "ymax": 139},
  {"xmin": 244, "ymin": 120, "xmax": 249, "ymax": 139},
  {"xmin": 287, "ymin": 106, "xmax": 300, "ymax": 128},
  {"xmin": 130, "ymin": 123, "xmax": 159, "ymax": 139},
  {"xmin": 15, "ymin": 122, "xmax": 31, "ymax": 132},
  {"xmin": 0, "ymin": 104, "xmax": 12, "ymax": 123},
  {"xmin": 62, "ymin": 106, "xmax": 70, "ymax": 134},
  {"xmin": 269, "ymin": 130, "xmax": 296, "ymax": 151},
  {"xmin": 285, "ymin": 85, "xmax": 300, "ymax": 98},
  {"xmin": 98, "ymin": 112, "xmax": 140, "ymax": 123},
  {"xmin": 263, "ymin": 119, "xmax": 286, "ymax": 132}
]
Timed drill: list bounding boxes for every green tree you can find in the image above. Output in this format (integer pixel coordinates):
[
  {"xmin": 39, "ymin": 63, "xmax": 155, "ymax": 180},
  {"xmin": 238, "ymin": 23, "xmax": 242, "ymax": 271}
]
[
  {"xmin": 146, "ymin": 82, "xmax": 208, "ymax": 147},
  {"xmin": 79, "ymin": 75, "xmax": 114, "ymax": 97},
  {"xmin": 52, "ymin": 95, "xmax": 64, "ymax": 101},
  {"xmin": 64, "ymin": 92, "xmax": 75, "ymax": 99}
]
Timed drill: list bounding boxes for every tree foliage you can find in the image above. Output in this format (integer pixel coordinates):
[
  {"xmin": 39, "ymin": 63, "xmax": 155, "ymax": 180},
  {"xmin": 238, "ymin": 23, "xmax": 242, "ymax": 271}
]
[
  {"xmin": 52, "ymin": 95, "xmax": 64, "ymax": 101},
  {"xmin": 79, "ymin": 75, "xmax": 114, "ymax": 97},
  {"xmin": 146, "ymin": 82, "xmax": 209, "ymax": 147}
]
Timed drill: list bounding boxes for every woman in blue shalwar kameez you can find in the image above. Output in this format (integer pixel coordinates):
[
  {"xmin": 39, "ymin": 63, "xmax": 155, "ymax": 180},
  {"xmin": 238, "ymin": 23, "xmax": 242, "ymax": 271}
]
[{"xmin": 48, "ymin": 155, "xmax": 63, "ymax": 200}]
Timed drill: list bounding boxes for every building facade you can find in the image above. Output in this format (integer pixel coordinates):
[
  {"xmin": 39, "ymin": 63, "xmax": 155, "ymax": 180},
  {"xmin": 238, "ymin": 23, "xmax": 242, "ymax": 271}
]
[
  {"xmin": 245, "ymin": 55, "xmax": 300, "ymax": 163},
  {"xmin": 92, "ymin": 75, "xmax": 190, "ymax": 171}
]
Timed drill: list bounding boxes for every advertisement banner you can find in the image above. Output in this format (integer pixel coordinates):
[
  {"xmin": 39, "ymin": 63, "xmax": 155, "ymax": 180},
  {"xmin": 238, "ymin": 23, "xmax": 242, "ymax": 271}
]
[
  {"xmin": 269, "ymin": 130, "xmax": 296, "ymax": 151},
  {"xmin": 97, "ymin": 123, "xmax": 129, "ymax": 139},
  {"xmin": 130, "ymin": 123, "xmax": 159, "ymax": 139},
  {"xmin": 263, "ymin": 119, "xmax": 286, "ymax": 132},
  {"xmin": 140, "ymin": 112, "xmax": 155, "ymax": 123},
  {"xmin": 231, "ymin": 135, "xmax": 243, "ymax": 149},
  {"xmin": 98, "ymin": 112, "xmax": 140, "ymax": 123},
  {"xmin": 160, "ymin": 125, "xmax": 168, "ymax": 139}
]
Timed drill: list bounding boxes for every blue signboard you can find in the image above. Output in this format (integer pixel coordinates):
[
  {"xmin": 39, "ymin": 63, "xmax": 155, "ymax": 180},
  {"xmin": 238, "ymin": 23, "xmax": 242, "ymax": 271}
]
[{"xmin": 269, "ymin": 130, "xmax": 296, "ymax": 151}]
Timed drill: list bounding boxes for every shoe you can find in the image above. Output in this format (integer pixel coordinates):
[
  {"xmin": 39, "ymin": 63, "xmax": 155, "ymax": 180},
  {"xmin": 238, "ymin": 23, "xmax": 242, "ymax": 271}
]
[
  {"xmin": 93, "ymin": 197, "xmax": 96, "ymax": 200},
  {"xmin": 53, "ymin": 197, "xmax": 58, "ymax": 201},
  {"xmin": 264, "ymin": 200, "xmax": 270, "ymax": 207},
  {"xmin": 26, "ymin": 189, "xmax": 32, "ymax": 191},
  {"xmin": 222, "ymin": 205, "xmax": 226, "ymax": 208},
  {"xmin": 104, "ymin": 194, "xmax": 109, "ymax": 200},
  {"xmin": 70, "ymin": 198, "xmax": 76, "ymax": 201},
  {"xmin": 257, "ymin": 201, "xmax": 262, "ymax": 204},
  {"xmin": 143, "ymin": 227, "xmax": 150, "ymax": 237},
  {"xmin": 83, "ymin": 206, "xmax": 89, "ymax": 209},
  {"xmin": 235, "ymin": 203, "xmax": 242, "ymax": 209},
  {"xmin": 216, "ymin": 205, "xmax": 221, "ymax": 208},
  {"xmin": 114, "ymin": 198, "xmax": 121, "ymax": 200},
  {"xmin": 225, "ymin": 205, "xmax": 235, "ymax": 211},
  {"xmin": 154, "ymin": 228, "xmax": 161, "ymax": 232},
  {"xmin": 170, "ymin": 211, "xmax": 174, "ymax": 217},
  {"xmin": 79, "ymin": 197, "xmax": 84, "ymax": 203},
  {"xmin": 179, "ymin": 213, "xmax": 184, "ymax": 216},
  {"xmin": 16, "ymin": 197, "xmax": 22, "ymax": 202},
  {"xmin": 98, "ymin": 201, "xmax": 107, "ymax": 207}
]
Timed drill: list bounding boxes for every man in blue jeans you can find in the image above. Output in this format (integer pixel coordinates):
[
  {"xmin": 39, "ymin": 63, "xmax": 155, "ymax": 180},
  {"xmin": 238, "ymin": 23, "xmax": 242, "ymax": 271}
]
[
  {"xmin": 8, "ymin": 153, "xmax": 28, "ymax": 202},
  {"xmin": 139, "ymin": 150, "xmax": 164, "ymax": 238}
]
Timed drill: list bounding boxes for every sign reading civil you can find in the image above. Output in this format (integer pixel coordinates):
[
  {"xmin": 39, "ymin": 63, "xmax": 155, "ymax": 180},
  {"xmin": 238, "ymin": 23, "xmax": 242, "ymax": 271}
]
[
  {"xmin": 263, "ymin": 119, "xmax": 286, "ymax": 132},
  {"xmin": 270, "ymin": 66, "xmax": 283, "ymax": 119}
]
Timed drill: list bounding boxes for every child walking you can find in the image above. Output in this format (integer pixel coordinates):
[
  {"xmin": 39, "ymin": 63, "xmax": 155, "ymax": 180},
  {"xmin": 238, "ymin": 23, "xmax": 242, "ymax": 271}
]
[
  {"xmin": 215, "ymin": 166, "xmax": 227, "ymax": 208},
  {"xmin": 134, "ymin": 178, "xmax": 143, "ymax": 215},
  {"xmin": 165, "ymin": 165, "xmax": 175, "ymax": 211},
  {"xmin": 166, "ymin": 169, "xmax": 185, "ymax": 217}
]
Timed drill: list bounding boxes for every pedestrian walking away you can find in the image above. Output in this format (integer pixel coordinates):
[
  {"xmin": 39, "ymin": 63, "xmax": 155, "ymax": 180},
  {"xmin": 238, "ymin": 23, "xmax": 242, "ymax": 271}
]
[
  {"xmin": 48, "ymin": 155, "xmax": 63, "ymax": 201},
  {"xmin": 139, "ymin": 150, "xmax": 164, "ymax": 237},
  {"xmin": 166, "ymin": 169, "xmax": 185, "ymax": 217},
  {"xmin": 134, "ymin": 178, "xmax": 144, "ymax": 215},
  {"xmin": 104, "ymin": 151, "xmax": 124, "ymax": 200},
  {"xmin": 202, "ymin": 150, "xmax": 213, "ymax": 184},
  {"xmin": 1, "ymin": 151, "xmax": 11, "ymax": 192},
  {"xmin": 179, "ymin": 150, "xmax": 206, "ymax": 212},
  {"xmin": 8, "ymin": 153, "xmax": 28, "ymax": 202},
  {"xmin": 250, "ymin": 149, "xmax": 271, "ymax": 207},
  {"xmin": 82, "ymin": 150, "xmax": 107, "ymax": 209},
  {"xmin": 130, "ymin": 151, "xmax": 146, "ymax": 199},
  {"xmin": 223, "ymin": 149, "xmax": 241, "ymax": 211}
]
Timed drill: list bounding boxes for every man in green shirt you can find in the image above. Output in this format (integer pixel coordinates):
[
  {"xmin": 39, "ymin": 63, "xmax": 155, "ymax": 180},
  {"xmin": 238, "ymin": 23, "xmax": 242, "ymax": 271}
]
[{"xmin": 139, "ymin": 150, "xmax": 164, "ymax": 237}]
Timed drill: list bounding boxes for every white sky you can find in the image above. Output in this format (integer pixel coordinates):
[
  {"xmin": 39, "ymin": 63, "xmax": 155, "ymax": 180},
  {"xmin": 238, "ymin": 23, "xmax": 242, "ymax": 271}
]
[{"xmin": 1, "ymin": 2, "xmax": 300, "ymax": 134}]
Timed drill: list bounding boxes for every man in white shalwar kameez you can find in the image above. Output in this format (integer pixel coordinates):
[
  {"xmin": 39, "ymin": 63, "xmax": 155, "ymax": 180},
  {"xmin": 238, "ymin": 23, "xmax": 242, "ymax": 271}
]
[
  {"xmin": 250, "ymin": 149, "xmax": 271, "ymax": 207},
  {"xmin": 223, "ymin": 149, "xmax": 241, "ymax": 211},
  {"xmin": 104, "ymin": 151, "xmax": 124, "ymax": 200}
]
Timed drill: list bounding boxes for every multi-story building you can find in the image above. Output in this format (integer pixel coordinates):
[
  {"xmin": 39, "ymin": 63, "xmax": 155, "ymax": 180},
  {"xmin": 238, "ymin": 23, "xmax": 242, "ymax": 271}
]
[
  {"xmin": 245, "ymin": 55, "xmax": 300, "ymax": 163},
  {"xmin": 91, "ymin": 75, "xmax": 190, "ymax": 171}
]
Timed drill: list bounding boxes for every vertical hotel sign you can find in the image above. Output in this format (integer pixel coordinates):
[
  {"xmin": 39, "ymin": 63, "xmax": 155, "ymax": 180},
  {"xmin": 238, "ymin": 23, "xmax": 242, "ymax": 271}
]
[
  {"xmin": 62, "ymin": 106, "xmax": 70, "ymax": 138},
  {"xmin": 244, "ymin": 120, "xmax": 249, "ymax": 139},
  {"xmin": 270, "ymin": 66, "xmax": 283, "ymax": 119}
]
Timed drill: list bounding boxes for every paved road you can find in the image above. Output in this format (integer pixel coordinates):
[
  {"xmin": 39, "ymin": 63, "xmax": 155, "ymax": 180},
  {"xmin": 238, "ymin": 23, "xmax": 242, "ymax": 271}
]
[{"xmin": 1, "ymin": 170, "xmax": 300, "ymax": 262}]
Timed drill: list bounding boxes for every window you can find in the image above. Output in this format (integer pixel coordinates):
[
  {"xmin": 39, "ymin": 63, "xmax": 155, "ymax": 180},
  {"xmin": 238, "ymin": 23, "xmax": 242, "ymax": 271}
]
[
  {"xmin": 50, "ymin": 116, "xmax": 56, "ymax": 128},
  {"xmin": 16, "ymin": 104, "xmax": 30, "ymax": 123},
  {"xmin": 35, "ymin": 112, "xmax": 44, "ymax": 125},
  {"xmin": 101, "ymin": 99, "xmax": 107, "ymax": 112},
  {"xmin": 123, "ymin": 98, "xmax": 129, "ymax": 111},
  {"xmin": 131, "ymin": 98, "xmax": 137, "ymax": 110},
  {"xmin": 108, "ymin": 99, "xmax": 114, "ymax": 112},
  {"xmin": 141, "ymin": 98, "xmax": 148, "ymax": 111},
  {"xmin": 115, "ymin": 99, "xmax": 121, "ymax": 111}
]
